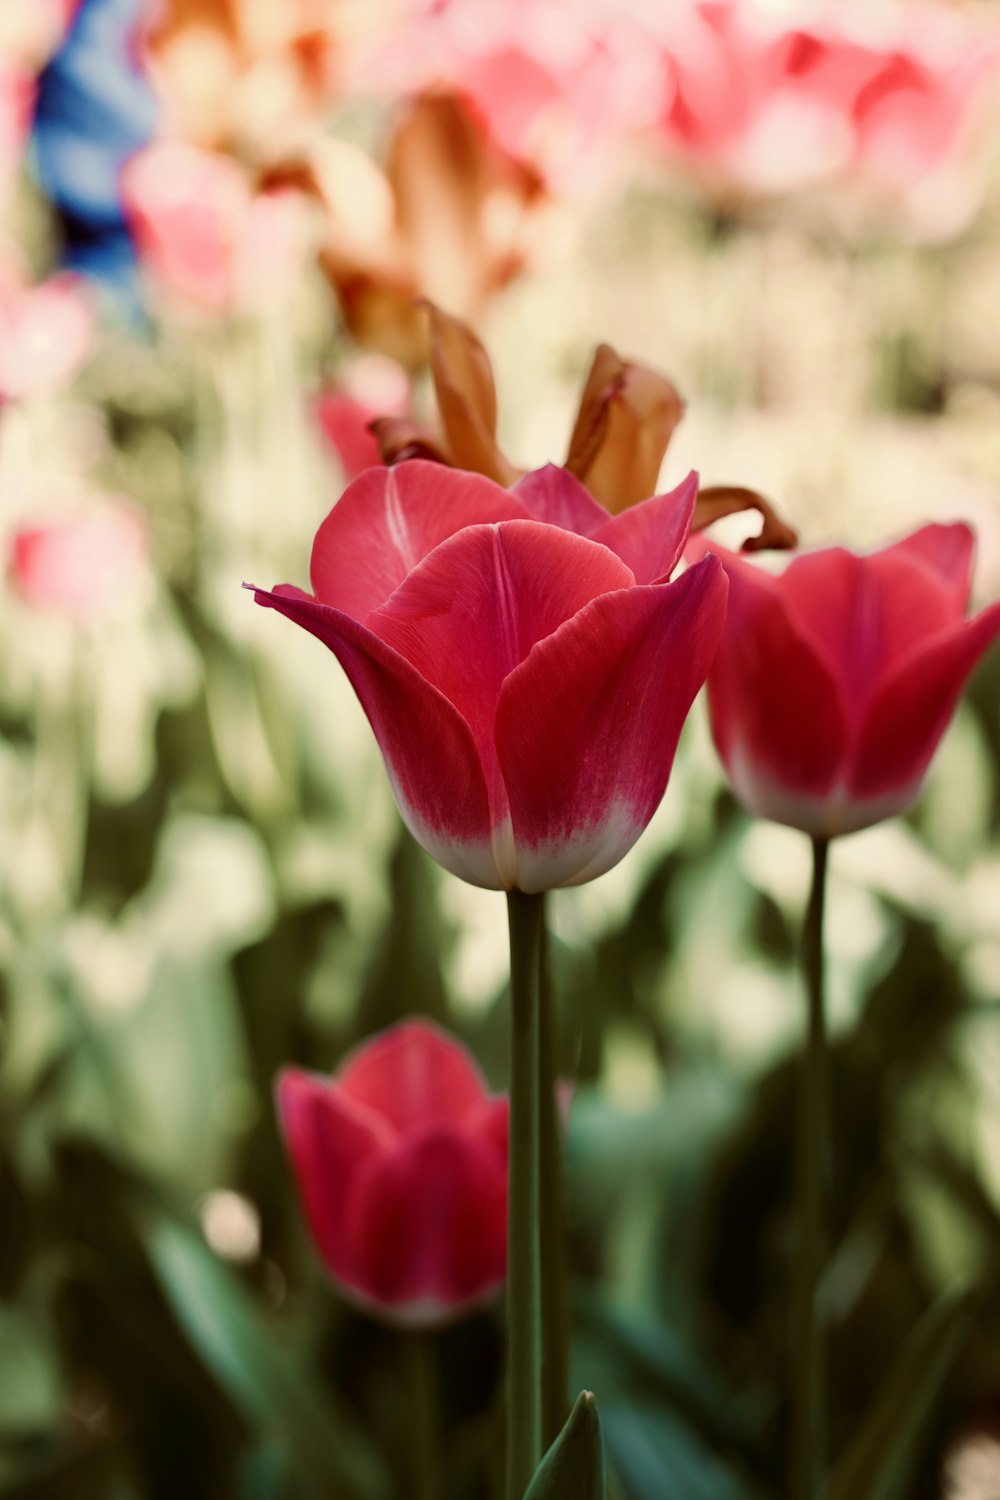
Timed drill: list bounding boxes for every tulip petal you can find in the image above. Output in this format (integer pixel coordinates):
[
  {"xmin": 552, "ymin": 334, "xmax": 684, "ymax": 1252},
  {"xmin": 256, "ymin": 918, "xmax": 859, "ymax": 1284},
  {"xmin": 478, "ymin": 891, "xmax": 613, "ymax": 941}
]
[
  {"xmin": 337, "ymin": 1020, "xmax": 492, "ymax": 1134},
  {"xmin": 278, "ymin": 1069, "xmax": 393, "ymax": 1287},
  {"xmin": 779, "ymin": 546, "xmax": 955, "ymax": 701},
  {"xmin": 850, "ymin": 601, "xmax": 1000, "ymax": 802},
  {"xmin": 348, "ymin": 1128, "xmax": 507, "ymax": 1320},
  {"xmin": 309, "ymin": 461, "xmax": 529, "ymax": 621},
  {"xmin": 465, "ymin": 1094, "xmax": 510, "ymax": 1162},
  {"xmin": 251, "ymin": 584, "xmax": 497, "ymax": 886},
  {"xmin": 877, "ymin": 522, "xmax": 975, "ymax": 612},
  {"xmin": 513, "ymin": 464, "xmax": 609, "ymax": 537},
  {"xmin": 368, "ymin": 521, "xmax": 635, "ymax": 840},
  {"xmin": 428, "ymin": 303, "xmax": 520, "ymax": 486},
  {"xmin": 705, "ymin": 550, "xmax": 852, "ymax": 812},
  {"xmin": 590, "ymin": 471, "xmax": 698, "ymax": 583},
  {"xmin": 494, "ymin": 555, "xmax": 728, "ymax": 892}
]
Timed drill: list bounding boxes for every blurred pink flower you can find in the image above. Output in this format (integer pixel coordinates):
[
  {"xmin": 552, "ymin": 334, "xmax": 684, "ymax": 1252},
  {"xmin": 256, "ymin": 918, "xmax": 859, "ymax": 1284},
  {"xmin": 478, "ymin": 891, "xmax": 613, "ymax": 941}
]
[
  {"xmin": 279, "ymin": 1021, "xmax": 509, "ymax": 1325},
  {"xmin": 314, "ymin": 354, "xmax": 411, "ymax": 481},
  {"xmin": 353, "ymin": 0, "xmax": 662, "ymax": 186},
  {"xmin": 0, "ymin": 67, "xmax": 37, "ymax": 201},
  {"xmin": 122, "ymin": 141, "xmax": 312, "ymax": 318},
  {"xmin": 0, "ymin": 260, "xmax": 94, "ymax": 402},
  {"xmin": 655, "ymin": 2, "xmax": 999, "ymax": 218},
  {"xmin": 9, "ymin": 501, "xmax": 148, "ymax": 618}
]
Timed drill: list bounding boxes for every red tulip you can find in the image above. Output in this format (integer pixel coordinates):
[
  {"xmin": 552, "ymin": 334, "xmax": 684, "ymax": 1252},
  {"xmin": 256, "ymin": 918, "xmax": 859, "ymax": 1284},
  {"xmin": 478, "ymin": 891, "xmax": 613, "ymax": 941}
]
[
  {"xmin": 700, "ymin": 525, "xmax": 1000, "ymax": 837},
  {"xmin": 279, "ymin": 1021, "xmax": 509, "ymax": 1325},
  {"xmin": 250, "ymin": 460, "xmax": 727, "ymax": 890}
]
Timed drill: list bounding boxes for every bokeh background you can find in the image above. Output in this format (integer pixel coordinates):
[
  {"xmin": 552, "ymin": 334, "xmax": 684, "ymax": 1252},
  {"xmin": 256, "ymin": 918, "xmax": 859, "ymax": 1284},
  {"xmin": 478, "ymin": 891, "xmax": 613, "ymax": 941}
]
[{"xmin": 2, "ymin": 1, "xmax": 1000, "ymax": 1496}]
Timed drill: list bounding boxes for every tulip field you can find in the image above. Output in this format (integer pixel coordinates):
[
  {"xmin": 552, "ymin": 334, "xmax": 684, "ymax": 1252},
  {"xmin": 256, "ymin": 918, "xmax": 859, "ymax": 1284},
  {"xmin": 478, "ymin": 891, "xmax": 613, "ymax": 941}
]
[{"xmin": 4, "ymin": 2, "xmax": 1000, "ymax": 1498}]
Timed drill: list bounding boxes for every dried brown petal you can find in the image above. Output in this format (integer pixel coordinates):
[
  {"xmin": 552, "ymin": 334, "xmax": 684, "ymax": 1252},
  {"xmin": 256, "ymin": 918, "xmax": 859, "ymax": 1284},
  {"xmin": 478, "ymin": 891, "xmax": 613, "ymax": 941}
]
[
  {"xmin": 693, "ymin": 485, "xmax": 798, "ymax": 552},
  {"xmin": 427, "ymin": 304, "xmax": 519, "ymax": 486},
  {"xmin": 565, "ymin": 346, "xmax": 685, "ymax": 513}
]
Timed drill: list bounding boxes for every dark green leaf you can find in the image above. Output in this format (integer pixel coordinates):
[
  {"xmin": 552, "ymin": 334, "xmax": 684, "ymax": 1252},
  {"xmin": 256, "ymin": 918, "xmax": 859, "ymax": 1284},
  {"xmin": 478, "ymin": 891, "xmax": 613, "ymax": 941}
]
[
  {"xmin": 525, "ymin": 1390, "xmax": 605, "ymax": 1499},
  {"xmin": 824, "ymin": 1288, "xmax": 972, "ymax": 1500},
  {"xmin": 144, "ymin": 1212, "xmax": 389, "ymax": 1500}
]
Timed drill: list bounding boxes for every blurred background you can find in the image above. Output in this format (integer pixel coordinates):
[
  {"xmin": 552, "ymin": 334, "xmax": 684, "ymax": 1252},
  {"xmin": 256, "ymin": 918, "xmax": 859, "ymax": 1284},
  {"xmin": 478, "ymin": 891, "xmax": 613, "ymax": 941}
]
[{"xmin": 2, "ymin": 0, "xmax": 1000, "ymax": 1496}]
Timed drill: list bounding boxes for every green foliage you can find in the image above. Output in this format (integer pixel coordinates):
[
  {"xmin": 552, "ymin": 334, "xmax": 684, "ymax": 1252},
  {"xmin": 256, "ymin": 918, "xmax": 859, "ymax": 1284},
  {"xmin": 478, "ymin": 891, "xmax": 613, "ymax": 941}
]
[{"xmin": 524, "ymin": 1392, "xmax": 605, "ymax": 1500}]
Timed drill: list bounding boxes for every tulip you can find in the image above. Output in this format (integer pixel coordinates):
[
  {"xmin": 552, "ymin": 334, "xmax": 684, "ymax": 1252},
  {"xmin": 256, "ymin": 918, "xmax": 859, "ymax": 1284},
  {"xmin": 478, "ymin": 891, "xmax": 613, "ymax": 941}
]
[
  {"xmin": 373, "ymin": 303, "xmax": 796, "ymax": 547},
  {"xmin": 249, "ymin": 458, "xmax": 728, "ymax": 892},
  {"xmin": 0, "ymin": 260, "xmax": 94, "ymax": 403},
  {"xmin": 279, "ymin": 1020, "xmax": 509, "ymax": 1325},
  {"xmin": 9, "ymin": 501, "xmax": 148, "ymax": 617},
  {"xmin": 122, "ymin": 142, "xmax": 311, "ymax": 319},
  {"xmin": 700, "ymin": 524, "xmax": 1000, "ymax": 838}
]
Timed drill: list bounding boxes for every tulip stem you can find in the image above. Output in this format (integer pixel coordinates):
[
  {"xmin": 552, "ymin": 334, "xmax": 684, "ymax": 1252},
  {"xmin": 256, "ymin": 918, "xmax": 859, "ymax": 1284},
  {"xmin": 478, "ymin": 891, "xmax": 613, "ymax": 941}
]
[
  {"xmin": 538, "ymin": 911, "xmax": 570, "ymax": 1446},
  {"xmin": 506, "ymin": 888, "xmax": 545, "ymax": 1500},
  {"xmin": 792, "ymin": 835, "xmax": 830, "ymax": 1500},
  {"xmin": 405, "ymin": 1330, "xmax": 441, "ymax": 1500}
]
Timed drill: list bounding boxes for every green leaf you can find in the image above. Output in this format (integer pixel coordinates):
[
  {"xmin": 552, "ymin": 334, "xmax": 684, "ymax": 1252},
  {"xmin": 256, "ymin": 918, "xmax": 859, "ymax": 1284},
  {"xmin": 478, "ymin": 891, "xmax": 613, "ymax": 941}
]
[
  {"xmin": 144, "ymin": 1212, "xmax": 389, "ymax": 1500},
  {"xmin": 823, "ymin": 1288, "xmax": 972, "ymax": 1500},
  {"xmin": 600, "ymin": 1401, "xmax": 762, "ymax": 1500},
  {"xmin": 525, "ymin": 1391, "xmax": 606, "ymax": 1499}
]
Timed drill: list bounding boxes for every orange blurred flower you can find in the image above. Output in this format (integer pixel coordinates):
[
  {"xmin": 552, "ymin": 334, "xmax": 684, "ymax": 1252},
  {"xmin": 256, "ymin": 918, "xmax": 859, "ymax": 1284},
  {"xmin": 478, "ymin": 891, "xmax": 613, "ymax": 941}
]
[
  {"xmin": 297, "ymin": 90, "xmax": 551, "ymax": 368},
  {"xmin": 143, "ymin": 0, "xmax": 342, "ymax": 161},
  {"xmin": 373, "ymin": 303, "xmax": 796, "ymax": 548}
]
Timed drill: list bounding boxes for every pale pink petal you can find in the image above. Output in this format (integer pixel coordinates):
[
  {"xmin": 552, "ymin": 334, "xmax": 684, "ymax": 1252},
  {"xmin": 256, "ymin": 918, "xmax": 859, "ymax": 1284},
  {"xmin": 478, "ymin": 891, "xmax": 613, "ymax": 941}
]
[
  {"xmin": 310, "ymin": 461, "xmax": 529, "ymax": 621},
  {"xmin": 495, "ymin": 555, "xmax": 728, "ymax": 892},
  {"xmin": 251, "ymin": 584, "xmax": 498, "ymax": 886},
  {"xmin": 336, "ymin": 1020, "xmax": 491, "ymax": 1134}
]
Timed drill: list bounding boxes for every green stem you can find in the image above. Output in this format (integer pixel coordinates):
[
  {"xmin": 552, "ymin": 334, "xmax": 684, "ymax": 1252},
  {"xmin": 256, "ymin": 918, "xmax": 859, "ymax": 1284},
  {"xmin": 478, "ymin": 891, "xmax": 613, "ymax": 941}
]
[
  {"xmin": 538, "ymin": 907, "xmax": 570, "ymax": 1446},
  {"xmin": 405, "ymin": 1330, "xmax": 441, "ymax": 1500},
  {"xmin": 791, "ymin": 836, "xmax": 830, "ymax": 1500},
  {"xmin": 506, "ymin": 889, "xmax": 545, "ymax": 1500}
]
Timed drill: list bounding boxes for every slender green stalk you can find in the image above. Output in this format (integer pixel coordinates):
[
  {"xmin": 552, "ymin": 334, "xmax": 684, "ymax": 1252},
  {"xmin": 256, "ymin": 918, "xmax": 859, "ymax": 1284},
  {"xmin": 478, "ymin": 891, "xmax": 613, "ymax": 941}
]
[
  {"xmin": 538, "ymin": 906, "xmax": 570, "ymax": 1447},
  {"xmin": 405, "ymin": 1330, "xmax": 441, "ymax": 1500},
  {"xmin": 506, "ymin": 889, "xmax": 545, "ymax": 1500},
  {"xmin": 791, "ymin": 836, "xmax": 831, "ymax": 1500}
]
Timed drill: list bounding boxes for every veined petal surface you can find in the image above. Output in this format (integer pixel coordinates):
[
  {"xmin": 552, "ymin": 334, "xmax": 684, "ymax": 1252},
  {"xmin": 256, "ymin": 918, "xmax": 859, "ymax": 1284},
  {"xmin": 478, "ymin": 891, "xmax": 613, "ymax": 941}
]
[{"xmin": 495, "ymin": 555, "xmax": 728, "ymax": 891}]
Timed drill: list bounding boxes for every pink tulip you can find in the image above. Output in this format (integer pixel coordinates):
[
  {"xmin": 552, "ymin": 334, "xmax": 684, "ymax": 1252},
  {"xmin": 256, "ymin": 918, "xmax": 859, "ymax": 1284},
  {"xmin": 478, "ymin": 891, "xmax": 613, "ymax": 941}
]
[
  {"xmin": 700, "ymin": 525, "xmax": 1000, "ymax": 837},
  {"xmin": 0, "ymin": 262, "xmax": 94, "ymax": 402},
  {"xmin": 122, "ymin": 142, "xmax": 310, "ymax": 318},
  {"xmin": 9, "ymin": 501, "xmax": 147, "ymax": 617},
  {"xmin": 279, "ymin": 1021, "xmax": 509, "ymax": 1325},
  {"xmin": 250, "ymin": 460, "xmax": 727, "ymax": 891}
]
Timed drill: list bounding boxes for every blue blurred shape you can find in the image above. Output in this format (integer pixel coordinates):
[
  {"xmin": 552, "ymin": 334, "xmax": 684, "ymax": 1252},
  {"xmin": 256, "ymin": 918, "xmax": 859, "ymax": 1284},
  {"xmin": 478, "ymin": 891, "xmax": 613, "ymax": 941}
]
[{"xmin": 32, "ymin": 0, "xmax": 159, "ymax": 297}]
